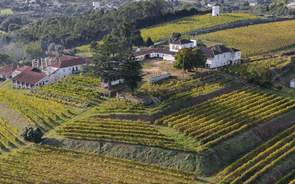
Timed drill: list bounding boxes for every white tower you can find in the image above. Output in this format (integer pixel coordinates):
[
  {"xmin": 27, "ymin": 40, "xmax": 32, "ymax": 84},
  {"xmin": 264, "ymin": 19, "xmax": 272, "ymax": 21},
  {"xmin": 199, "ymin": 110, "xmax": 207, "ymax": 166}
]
[{"xmin": 212, "ymin": 6, "xmax": 220, "ymax": 16}]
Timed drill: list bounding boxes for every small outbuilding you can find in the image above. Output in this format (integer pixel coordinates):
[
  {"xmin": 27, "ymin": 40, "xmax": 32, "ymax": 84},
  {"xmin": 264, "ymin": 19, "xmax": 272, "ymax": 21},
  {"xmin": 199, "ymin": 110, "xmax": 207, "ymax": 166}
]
[{"xmin": 290, "ymin": 79, "xmax": 295, "ymax": 88}]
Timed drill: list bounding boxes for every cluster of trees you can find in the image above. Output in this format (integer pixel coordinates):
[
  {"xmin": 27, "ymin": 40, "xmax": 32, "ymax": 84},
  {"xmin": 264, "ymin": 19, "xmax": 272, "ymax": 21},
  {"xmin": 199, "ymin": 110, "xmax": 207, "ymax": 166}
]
[
  {"xmin": 88, "ymin": 18, "xmax": 142, "ymax": 95},
  {"xmin": 3, "ymin": 0, "xmax": 210, "ymax": 50},
  {"xmin": 173, "ymin": 47, "xmax": 207, "ymax": 76},
  {"xmin": 221, "ymin": 0, "xmax": 295, "ymax": 16},
  {"xmin": 21, "ymin": 127, "xmax": 43, "ymax": 143}
]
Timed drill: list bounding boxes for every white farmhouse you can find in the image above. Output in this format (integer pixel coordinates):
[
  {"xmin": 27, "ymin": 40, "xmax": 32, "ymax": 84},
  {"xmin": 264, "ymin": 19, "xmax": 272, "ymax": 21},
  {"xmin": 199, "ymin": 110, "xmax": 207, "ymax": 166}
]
[
  {"xmin": 200, "ymin": 45, "xmax": 241, "ymax": 69},
  {"xmin": 169, "ymin": 39, "xmax": 197, "ymax": 52},
  {"xmin": 93, "ymin": 1, "xmax": 100, "ymax": 9},
  {"xmin": 42, "ymin": 56, "xmax": 90, "ymax": 84},
  {"xmin": 134, "ymin": 39, "xmax": 197, "ymax": 62},
  {"xmin": 290, "ymin": 79, "xmax": 295, "ymax": 88}
]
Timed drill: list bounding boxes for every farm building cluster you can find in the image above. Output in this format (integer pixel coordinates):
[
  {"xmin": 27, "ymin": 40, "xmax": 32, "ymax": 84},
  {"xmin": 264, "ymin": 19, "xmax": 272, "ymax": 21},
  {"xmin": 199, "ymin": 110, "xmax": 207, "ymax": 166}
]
[
  {"xmin": 0, "ymin": 52, "xmax": 91, "ymax": 90},
  {"xmin": 134, "ymin": 38, "xmax": 241, "ymax": 69}
]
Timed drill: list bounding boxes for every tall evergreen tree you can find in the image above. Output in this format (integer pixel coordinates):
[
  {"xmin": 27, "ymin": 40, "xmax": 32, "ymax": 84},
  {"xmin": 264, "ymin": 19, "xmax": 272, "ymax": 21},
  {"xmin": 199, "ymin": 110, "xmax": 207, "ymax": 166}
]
[
  {"xmin": 146, "ymin": 37, "xmax": 154, "ymax": 47},
  {"xmin": 121, "ymin": 53, "xmax": 143, "ymax": 96},
  {"xmin": 88, "ymin": 34, "xmax": 121, "ymax": 90}
]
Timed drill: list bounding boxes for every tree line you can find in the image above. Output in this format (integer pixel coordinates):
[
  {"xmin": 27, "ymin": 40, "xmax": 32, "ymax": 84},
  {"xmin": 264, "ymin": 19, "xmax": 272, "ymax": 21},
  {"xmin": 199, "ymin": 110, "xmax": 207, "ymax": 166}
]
[{"xmin": 2, "ymin": 0, "xmax": 210, "ymax": 50}]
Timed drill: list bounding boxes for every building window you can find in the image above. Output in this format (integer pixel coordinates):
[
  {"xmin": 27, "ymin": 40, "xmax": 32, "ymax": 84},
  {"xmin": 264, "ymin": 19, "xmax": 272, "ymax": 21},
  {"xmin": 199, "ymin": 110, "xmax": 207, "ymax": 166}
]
[
  {"xmin": 238, "ymin": 53, "xmax": 240, "ymax": 56},
  {"xmin": 224, "ymin": 54, "xmax": 226, "ymax": 58},
  {"xmin": 63, "ymin": 69, "xmax": 65, "ymax": 72},
  {"xmin": 217, "ymin": 55, "xmax": 219, "ymax": 59},
  {"xmin": 69, "ymin": 68, "xmax": 71, "ymax": 71}
]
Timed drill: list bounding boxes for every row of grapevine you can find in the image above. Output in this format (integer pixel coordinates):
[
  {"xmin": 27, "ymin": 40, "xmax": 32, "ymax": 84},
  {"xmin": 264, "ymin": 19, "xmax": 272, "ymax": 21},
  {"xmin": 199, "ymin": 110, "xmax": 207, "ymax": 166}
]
[
  {"xmin": 218, "ymin": 124, "xmax": 295, "ymax": 184},
  {"xmin": 141, "ymin": 13, "xmax": 258, "ymax": 42},
  {"xmin": 56, "ymin": 118, "xmax": 195, "ymax": 152},
  {"xmin": 0, "ymin": 89, "xmax": 71, "ymax": 131},
  {"xmin": 156, "ymin": 88, "xmax": 295, "ymax": 151},
  {"xmin": 220, "ymin": 56, "xmax": 291, "ymax": 78},
  {"xmin": 94, "ymin": 99, "xmax": 146, "ymax": 114},
  {"xmin": 0, "ymin": 117, "xmax": 22, "ymax": 153},
  {"xmin": 31, "ymin": 74, "xmax": 103, "ymax": 107},
  {"xmin": 194, "ymin": 19, "xmax": 295, "ymax": 57},
  {"xmin": 0, "ymin": 144, "xmax": 200, "ymax": 183},
  {"xmin": 150, "ymin": 77, "xmax": 236, "ymax": 113}
]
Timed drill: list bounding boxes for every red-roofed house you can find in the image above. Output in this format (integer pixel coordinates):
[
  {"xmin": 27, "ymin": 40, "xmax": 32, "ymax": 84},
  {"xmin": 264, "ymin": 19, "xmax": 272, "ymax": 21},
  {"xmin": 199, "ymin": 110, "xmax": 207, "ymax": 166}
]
[
  {"xmin": 0, "ymin": 63, "xmax": 23, "ymax": 81},
  {"xmin": 43, "ymin": 56, "xmax": 90, "ymax": 84},
  {"xmin": 12, "ymin": 70, "xmax": 49, "ymax": 89}
]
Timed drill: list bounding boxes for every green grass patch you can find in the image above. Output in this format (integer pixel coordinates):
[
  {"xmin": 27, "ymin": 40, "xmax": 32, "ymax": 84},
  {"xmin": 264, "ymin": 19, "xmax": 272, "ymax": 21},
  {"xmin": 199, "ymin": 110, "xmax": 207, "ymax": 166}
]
[
  {"xmin": 0, "ymin": 9, "xmax": 13, "ymax": 14},
  {"xmin": 0, "ymin": 79, "xmax": 29, "ymax": 95},
  {"xmin": 75, "ymin": 52, "xmax": 95, "ymax": 57},
  {"xmin": 142, "ymin": 62, "xmax": 156, "ymax": 69},
  {"xmin": 154, "ymin": 125, "xmax": 201, "ymax": 150},
  {"xmin": 141, "ymin": 13, "xmax": 259, "ymax": 42}
]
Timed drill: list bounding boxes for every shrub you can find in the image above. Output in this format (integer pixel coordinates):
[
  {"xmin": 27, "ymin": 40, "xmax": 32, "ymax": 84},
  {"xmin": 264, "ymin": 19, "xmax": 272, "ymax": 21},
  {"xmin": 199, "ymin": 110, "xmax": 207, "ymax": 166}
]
[
  {"xmin": 21, "ymin": 127, "xmax": 43, "ymax": 143},
  {"xmin": 274, "ymin": 85, "xmax": 282, "ymax": 90}
]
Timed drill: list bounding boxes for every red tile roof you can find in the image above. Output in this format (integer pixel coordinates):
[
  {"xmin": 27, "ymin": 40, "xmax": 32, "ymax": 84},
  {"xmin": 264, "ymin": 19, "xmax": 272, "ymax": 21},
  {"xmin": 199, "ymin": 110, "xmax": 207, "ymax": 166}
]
[
  {"xmin": 50, "ymin": 57, "xmax": 87, "ymax": 68},
  {"xmin": 171, "ymin": 39, "xmax": 193, "ymax": 45},
  {"xmin": 47, "ymin": 50, "xmax": 71, "ymax": 57},
  {"xmin": 16, "ymin": 65, "xmax": 34, "ymax": 72},
  {"xmin": 0, "ymin": 63, "xmax": 23, "ymax": 76},
  {"xmin": 12, "ymin": 70, "xmax": 47, "ymax": 85},
  {"xmin": 133, "ymin": 48, "xmax": 175, "ymax": 57}
]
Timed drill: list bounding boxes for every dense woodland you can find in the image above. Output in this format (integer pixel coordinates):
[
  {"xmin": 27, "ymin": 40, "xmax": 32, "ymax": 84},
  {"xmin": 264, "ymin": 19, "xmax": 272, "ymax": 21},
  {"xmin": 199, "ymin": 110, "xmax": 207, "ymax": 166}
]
[{"xmin": 0, "ymin": 0, "xmax": 211, "ymax": 50}]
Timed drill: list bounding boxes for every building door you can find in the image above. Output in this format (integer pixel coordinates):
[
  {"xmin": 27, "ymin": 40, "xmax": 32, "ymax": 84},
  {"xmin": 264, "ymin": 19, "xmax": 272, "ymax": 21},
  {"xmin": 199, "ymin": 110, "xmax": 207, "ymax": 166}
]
[{"xmin": 230, "ymin": 60, "xmax": 233, "ymax": 65}]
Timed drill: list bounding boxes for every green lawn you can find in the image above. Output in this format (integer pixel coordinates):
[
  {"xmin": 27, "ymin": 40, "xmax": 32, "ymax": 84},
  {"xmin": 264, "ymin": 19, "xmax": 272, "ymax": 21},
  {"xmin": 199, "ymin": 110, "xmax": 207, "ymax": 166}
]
[
  {"xmin": 0, "ymin": 9, "xmax": 13, "ymax": 14},
  {"xmin": 0, "ymin": 79, "xmax": 29, "ymax": 95},
  {"xmin": 154, "ymin": 125, "xmax": 201, "ymax": 150},
  {"xmin": 75, "ymin": 52, "xmax": 95, "ymax": 57}
]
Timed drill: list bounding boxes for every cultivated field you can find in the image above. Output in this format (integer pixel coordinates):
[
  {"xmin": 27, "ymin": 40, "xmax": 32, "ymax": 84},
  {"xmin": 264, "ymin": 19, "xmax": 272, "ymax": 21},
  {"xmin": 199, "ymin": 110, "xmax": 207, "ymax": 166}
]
[
  {"xmin": 56, "ymin": 118, "xmax": 192, "ymax": 151},
  {"xmin": 0, "ymin": 89, "xmax": 73, "ymax": 131},
  {"xmin": 0, "ymin": 144, "xmax": 200, "ymax": 183},
  {"xmin": 217, "ymin": 124, "xmax": 295, "ymax": 184},
  {"xmin": 221, "ymin": 56, "xmax": 291, "ymax": 77},
  {"xmin": 0, "ymin": 118, "xmax": 22, "ymax": 154},
  {"xmin": 194, "ymin": 19, "xmax": 295, "ymax": 57},
  {"xmin": 31, "ymin": 74, "xmax": 102, "ymax": 107},
  {"xmin": 156, "ymin": 88, "xmax": 295, "ymax": 150},
  {"xmin": 0, "ymin": 9, "xmax": 13, "ymax": 15},
  {"xmin": 141, "ymin": 13, "xmax": 259, "ymax": 42}
]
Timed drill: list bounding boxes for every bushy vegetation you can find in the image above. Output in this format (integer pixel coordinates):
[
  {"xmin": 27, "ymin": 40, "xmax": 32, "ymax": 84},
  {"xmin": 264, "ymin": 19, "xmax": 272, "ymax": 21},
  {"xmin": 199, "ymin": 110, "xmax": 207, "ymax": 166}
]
[
  {"xmin": 20, "ymin": 127, "xmax": 43, "ymax": 143},
  {"xmin": 0, "ymin": 144, "xmax": 199, "ymax": 183},
  {"xmin": 141, "ymin": 13, "xmax": 259, "ymax": 42},
  {"xmin": 221, "ymin": 56, "xmax": 291, "ymax": 79},
  {"xmin": 156, "ymin": 88, "xmax": 295, "ymax": 150},
  {"xmin": 195, "ymin": 19, "xmax": 295, "ymax": 57},
  {"xmin": 8, "ymin": 1, "xmax": 210, "ymax": 49}
]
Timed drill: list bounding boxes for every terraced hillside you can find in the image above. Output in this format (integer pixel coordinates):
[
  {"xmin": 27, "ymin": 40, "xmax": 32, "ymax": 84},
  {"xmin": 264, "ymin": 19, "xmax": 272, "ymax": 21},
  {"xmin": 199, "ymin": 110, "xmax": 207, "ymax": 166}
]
[
  {"xmin": 0, "ymin": 118, "xmax": 22, "ymax": 154},
  {"xmin": 0, "ymin": 144, "xmax": 200, "ymax": 183},
  {"xmin": 194, "ymin": 19, "xmax": 295, "ymax": 57},
  {"xmin": 94, "ymin": 74, "xmax": 236, "ymax": 115},
  {"xmin": 217, "ymin": 124, "xmax": 295, "ymax": 184},
  {"xmin": 0, "ymin": 89, "xmax": 73, "ymax": 131},
  {"xmin": 156, "ymin": 88, "xmax": 295, "ymax": 150},
  {"xmin": 31, "ymin": 74, "xmax": 102, "ymax": 107},
  {"xmin": 56, "ymin": 118, "xmax": 193, "ymax": 151}
]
